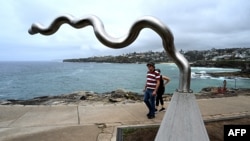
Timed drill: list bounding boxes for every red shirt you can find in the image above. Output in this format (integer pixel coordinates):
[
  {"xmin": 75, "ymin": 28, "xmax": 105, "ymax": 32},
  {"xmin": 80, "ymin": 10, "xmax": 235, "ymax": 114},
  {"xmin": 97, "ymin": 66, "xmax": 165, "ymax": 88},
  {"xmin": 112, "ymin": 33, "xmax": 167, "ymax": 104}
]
[{"xmin": 146, "ymin": 70, "xmax": 160, "ymax": 90}]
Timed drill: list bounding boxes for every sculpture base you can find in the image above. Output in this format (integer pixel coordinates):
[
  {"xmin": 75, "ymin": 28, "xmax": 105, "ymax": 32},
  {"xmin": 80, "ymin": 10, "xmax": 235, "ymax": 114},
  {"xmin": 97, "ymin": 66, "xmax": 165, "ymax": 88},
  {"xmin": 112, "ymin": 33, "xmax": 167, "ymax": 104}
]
[{"xmin": 155, "ymin": 92, "xmax": 209, "ymax": 141}]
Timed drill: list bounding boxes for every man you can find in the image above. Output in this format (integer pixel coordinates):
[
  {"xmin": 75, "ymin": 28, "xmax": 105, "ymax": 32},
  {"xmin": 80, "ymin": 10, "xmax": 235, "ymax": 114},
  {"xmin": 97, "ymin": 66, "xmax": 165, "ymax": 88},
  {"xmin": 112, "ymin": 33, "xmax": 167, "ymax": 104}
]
[
  {"xmin": 143, "ymin": 62, "xmax": 160, "ymax": 119},
  {"xmin": 155, "ymin": 68, "xmax": 170, "ymax": 112}
]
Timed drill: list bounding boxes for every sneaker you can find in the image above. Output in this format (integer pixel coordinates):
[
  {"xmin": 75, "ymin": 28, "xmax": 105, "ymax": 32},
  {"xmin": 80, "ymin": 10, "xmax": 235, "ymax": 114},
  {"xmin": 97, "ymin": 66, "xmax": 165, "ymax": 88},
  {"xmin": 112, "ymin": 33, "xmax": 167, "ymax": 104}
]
[
  {"xmin": 154, "ymin": 109, "xmax": 158, "ymax": 114},
  {"xmin": 159, "ymin": 108, "xmax": 165, "ymax": 112},
  {"xmin": 148, "ymin": 115, "xmax": 155, "ymax": 119}
]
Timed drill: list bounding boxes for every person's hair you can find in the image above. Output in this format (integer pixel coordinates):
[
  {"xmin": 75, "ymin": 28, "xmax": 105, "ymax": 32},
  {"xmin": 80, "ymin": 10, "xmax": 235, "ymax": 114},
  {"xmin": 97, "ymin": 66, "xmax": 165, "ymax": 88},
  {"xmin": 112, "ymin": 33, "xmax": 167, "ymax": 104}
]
[{"xmin": 155, "ymin": 68, "xmax": 161, "ymax": 73}]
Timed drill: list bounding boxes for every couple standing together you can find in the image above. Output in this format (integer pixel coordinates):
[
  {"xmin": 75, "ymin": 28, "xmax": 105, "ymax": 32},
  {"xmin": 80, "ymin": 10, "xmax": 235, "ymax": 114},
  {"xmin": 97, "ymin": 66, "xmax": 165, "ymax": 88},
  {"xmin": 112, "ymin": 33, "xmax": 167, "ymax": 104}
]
[{"xmin": 143, "ymin": 62, "xmax": 170, "ymax": 119}]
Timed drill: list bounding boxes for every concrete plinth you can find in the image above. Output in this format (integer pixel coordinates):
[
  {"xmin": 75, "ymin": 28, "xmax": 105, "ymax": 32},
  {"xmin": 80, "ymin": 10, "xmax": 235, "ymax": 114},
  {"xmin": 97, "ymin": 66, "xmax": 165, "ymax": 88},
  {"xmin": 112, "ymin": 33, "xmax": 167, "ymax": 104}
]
[{"xmin": 155, "ymin": 92, "xmax": 209, "ymax": 141}]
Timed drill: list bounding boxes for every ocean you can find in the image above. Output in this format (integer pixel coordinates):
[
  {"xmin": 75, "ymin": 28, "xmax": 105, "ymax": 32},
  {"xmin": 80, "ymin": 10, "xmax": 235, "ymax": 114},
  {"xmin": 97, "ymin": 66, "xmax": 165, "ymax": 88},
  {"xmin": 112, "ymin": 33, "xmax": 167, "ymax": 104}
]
[{"xmin": 0, "ymin": 61, "xmax": 249, "ymax": 100}]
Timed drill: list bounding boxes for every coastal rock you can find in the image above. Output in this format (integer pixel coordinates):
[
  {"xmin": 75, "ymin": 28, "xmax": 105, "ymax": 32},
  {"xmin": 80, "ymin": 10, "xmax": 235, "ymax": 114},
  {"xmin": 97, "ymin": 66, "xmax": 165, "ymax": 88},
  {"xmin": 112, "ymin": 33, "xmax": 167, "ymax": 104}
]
[
  {"xmin": 1, "ymin": 88, "xmax": 249, "ymax": 106},
  {"xmin": 196, "ymin": 87, "xmax": 250, "ymax": 99},
  {"xmin": 201, "ymin": 87, "xmax": 213, "ymax": 92},
  {"xmin": 1, "ymin": 89, "xmax": 144, "ymax": 105},
  {"xmin": 80, "ymin": 96, "xmax": 86, "ymax": 100},
  {"xmin": 109, "ymin": 98, "xmax": 123, "ymax": 102}
]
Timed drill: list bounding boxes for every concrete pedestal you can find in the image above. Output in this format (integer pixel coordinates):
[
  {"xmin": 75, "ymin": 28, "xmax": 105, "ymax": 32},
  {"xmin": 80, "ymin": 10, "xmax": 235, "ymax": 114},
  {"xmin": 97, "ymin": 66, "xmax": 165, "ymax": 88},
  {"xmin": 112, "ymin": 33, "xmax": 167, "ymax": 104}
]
[{"xmin": 155, "ymin": 92, "xmax": 209, "ymax": 141}]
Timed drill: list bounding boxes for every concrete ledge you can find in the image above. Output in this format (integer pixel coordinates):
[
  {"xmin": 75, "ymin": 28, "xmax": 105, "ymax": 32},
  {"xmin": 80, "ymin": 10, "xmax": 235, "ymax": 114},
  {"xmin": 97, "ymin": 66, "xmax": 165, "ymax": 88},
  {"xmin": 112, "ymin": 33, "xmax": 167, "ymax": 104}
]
[{"xmin": 155, "ymin": 92, "xmax": 209, "ymax": 141}]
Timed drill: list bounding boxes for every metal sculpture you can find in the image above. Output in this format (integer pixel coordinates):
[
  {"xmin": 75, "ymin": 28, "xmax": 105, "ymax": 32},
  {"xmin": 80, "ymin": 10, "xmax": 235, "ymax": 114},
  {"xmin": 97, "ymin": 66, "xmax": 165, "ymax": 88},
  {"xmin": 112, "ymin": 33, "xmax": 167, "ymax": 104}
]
[{"xmin": 28, "ymin": 14, "xmax": 191, "ymax": 93}]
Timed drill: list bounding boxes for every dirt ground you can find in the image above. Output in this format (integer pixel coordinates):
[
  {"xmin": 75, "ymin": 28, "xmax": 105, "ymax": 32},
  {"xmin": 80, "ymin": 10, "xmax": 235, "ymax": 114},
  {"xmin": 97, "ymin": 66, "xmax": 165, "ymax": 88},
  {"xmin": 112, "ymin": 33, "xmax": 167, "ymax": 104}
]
[{"xmin": 122, "ymin": 116, "xmax": 250, "ymax": 141}]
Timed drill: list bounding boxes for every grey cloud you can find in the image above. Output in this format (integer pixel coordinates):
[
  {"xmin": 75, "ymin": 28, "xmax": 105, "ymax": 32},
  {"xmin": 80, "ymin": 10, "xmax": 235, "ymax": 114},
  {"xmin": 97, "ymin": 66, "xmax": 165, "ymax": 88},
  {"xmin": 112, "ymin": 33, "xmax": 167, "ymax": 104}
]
[{"xmin": 1, "ymin": 0, "xmax": 250, "ymax": 61}]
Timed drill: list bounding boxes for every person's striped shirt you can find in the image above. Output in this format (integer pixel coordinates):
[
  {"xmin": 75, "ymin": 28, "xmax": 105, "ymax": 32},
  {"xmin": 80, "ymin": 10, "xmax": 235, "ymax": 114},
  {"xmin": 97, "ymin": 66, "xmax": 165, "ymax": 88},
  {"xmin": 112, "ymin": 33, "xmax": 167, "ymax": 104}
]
[{"xmin": 146, "ymin": 70, "xmax": 160, "ymax": 90}]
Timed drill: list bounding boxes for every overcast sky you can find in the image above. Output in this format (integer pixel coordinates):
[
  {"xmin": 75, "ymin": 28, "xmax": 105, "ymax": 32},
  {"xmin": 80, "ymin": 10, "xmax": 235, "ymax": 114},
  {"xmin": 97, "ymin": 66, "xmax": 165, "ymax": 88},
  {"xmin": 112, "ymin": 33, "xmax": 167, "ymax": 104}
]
[{"xmin": 0, "ymin": 0, "xmax": 249, "ymax": 61}]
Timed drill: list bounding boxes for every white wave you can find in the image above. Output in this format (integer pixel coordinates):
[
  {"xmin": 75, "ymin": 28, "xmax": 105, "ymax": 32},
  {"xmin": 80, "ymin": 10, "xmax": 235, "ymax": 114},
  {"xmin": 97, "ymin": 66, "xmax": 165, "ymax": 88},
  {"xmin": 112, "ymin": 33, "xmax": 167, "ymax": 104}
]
[
  {"xmin": 191, "ymin": 71, "xmax": 211, "ymax": 79},
  {"xmin": 210, "ymin": 76, "xmax": 226, "ymax": 80},
  {"xmin": 237, "ymin": 77, "xmax": 250, "ymax": 80},
  {"xmin": 191, "ymin": 67, "xmax": 240, "ymax": 72},
  {"xmin": 191, "ymin": 67, "xmax": 249, "ymax": 81},
  {"xmin": 210, "ymin": 76, "xmax": 250, "ymax": 81},
  {"xmin": 200, "ymin": 75, "xmax": 211, "ymax": 79}
]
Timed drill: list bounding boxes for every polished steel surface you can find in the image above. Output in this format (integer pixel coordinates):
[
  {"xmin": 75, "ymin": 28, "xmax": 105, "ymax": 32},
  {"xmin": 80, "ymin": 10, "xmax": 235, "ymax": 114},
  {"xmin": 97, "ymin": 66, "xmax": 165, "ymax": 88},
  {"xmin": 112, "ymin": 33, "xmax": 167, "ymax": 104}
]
[{"xmin": 28, "ymin": 14, "xmax": 191, "ymax": 92}]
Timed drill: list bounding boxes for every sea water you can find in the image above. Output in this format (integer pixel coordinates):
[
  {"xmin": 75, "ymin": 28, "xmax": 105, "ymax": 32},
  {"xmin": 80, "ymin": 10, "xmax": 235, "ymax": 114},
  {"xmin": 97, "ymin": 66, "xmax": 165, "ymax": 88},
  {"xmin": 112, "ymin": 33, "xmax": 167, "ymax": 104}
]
[{"xmin": 0, "ymin": 61, "xmax": 249, "ymax": 100}]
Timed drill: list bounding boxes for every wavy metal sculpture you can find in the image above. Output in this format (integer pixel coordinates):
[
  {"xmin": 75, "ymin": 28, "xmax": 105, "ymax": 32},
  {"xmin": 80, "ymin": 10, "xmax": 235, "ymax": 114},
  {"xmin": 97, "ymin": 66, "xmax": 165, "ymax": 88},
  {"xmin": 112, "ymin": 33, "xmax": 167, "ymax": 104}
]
[{"xmin": 28, "ymin": 14, "xmax": 191, "ymax": 93}]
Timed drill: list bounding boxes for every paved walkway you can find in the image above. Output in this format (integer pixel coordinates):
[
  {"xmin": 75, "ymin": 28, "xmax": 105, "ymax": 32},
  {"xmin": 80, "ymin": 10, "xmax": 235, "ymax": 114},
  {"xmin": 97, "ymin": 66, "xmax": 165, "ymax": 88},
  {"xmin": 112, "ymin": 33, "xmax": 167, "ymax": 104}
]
[{"xmin": 0, "ymin": 95, "xmax": 249, "ymax": 141}]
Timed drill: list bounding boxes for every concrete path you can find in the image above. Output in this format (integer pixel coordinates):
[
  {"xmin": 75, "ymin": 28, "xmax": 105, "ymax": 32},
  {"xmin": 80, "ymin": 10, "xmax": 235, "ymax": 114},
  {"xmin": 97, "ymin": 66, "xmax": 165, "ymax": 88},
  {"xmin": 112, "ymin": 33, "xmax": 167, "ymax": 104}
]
[{"xmin": 0, "ymin": 96, "xmax": 249, "ymax": 141}]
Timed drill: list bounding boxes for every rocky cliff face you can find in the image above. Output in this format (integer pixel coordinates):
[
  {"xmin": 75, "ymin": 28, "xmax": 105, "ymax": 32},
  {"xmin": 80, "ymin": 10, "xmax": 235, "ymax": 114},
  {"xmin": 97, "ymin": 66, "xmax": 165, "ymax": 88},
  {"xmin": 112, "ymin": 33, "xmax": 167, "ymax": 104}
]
[{"xmin": 207, "ymin": 71, "xmax": 250, "ymax": 78}]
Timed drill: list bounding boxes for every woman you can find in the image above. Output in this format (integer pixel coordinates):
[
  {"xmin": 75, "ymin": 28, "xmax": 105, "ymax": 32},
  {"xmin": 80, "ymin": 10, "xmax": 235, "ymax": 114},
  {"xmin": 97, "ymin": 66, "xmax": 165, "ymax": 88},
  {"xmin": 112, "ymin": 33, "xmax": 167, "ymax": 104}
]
[{"xmin": 155, "ymin": 68, "xmax": 170, "ymax": 112}]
